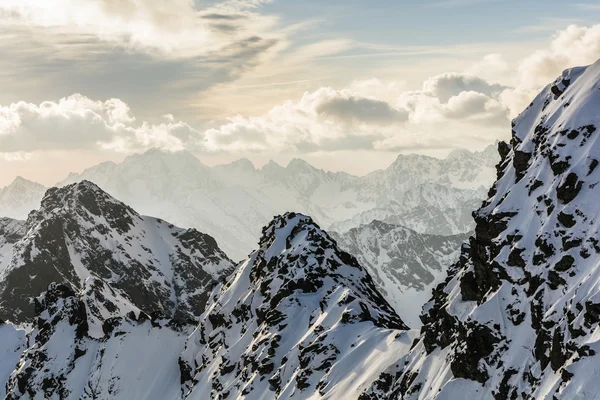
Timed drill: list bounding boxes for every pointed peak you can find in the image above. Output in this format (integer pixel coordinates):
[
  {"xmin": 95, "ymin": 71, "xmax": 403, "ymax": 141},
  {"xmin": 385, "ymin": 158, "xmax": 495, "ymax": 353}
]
[
  {"xmin": 446, "ymin": 147, "xmax": 473, "ymax": 160},
  {"xmin": 37, "ymin": 181, "xmax": 137, "ymax": 232},
  {"xmin": 227, "ymin": 158, "xmax": 256, "ymax": 170},
  {"xmin": 260, "ymin": 159, "xmax": 284, "ymax": 173},
  {"xmin": 258, "ymin": 212, "xmax": 317, "ymax": 255},
  {"xmin": 6, "ymin": 176, "xmax": 44, "ymax": 189},
  {"xmin": 287, "ymin": 158, "xmax": 315, "ymax": 171}
]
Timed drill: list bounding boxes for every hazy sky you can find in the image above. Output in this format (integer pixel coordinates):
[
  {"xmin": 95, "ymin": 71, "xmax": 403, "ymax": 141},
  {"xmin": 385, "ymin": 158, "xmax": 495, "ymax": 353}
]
[{"xmin": 1, "ymin": 0, "xmax": 600, "ymax": 186}]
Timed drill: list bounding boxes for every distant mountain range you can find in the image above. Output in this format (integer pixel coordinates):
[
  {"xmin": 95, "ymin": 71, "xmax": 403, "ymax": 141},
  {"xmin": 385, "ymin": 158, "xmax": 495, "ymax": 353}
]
[{"xmin": 0, "ymin": 145, "xmax": 498, "ymax": 261}]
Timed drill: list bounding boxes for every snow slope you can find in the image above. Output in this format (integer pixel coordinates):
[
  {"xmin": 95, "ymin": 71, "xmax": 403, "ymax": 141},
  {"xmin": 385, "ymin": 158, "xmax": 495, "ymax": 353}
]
[
  {"xmin": 0, "ymin": 181, "xmax": 234, "ymax": 323},
  {"xmin": 0, "ymin": 323, "xmax": 26, "ymax": 399},
  {"xmin": 332, "ymin": 221, "xmax": 470, "ymax": 327},
  {"xmin": 180, "ymin": 213, "xmax": 415, "ymax": 400},
  {"xmin": 362, "ymin": 59, "xmax": 600, "ymax": 400}
]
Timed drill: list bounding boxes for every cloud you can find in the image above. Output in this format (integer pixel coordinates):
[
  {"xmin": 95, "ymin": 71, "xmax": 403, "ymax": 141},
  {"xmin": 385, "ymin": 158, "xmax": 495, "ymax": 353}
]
[
  {"xmin": 465, "ymin": 53, "xmax": 509, "ymax": 82},
  {"xmin": 397, "ymin": 72, "xmax": 510, "ymax": 126},
  {"xmin": 348, "ymin": 78, "xmax": 406, "ymax": 102},
  {"xmin": 0, "ymin": 0, "xmax": 281, "ymax": 58},
  {"xmin": 421, "ymin": 72, "xmax": 506, "ymax": 102},
  {"xmin": 313, "ymin": 90, "xmax": 408, "ymax": 125},
  {"xmin": 0, "ymin": 94, "xmax": 202, "ymax": 153},
  {"xmin": 9, "ymin": 23, "xmax": 600, "ymax": 158},
  {"xmin": 518, "ymin": 24, "xmax": 600, "ymax": 88}
]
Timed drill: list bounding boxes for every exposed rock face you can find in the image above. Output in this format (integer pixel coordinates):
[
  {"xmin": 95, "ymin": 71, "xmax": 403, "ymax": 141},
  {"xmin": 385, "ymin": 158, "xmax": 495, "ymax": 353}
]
[
  {"xmin": 0, "ymin": 181, "xmax": 234, "ymax": 323},
  {"xmin": 5, "ymin": 281, "xmax": 190, "ymax": 400},
  {"xmin": 362, "ymin": 59, "xmax": 600, "ymax": 399},
  {"xmin": 332, "ymin": 221, "xmax": 470, "ymax": 326},
  {"xmin": 180, "ymin": 213, "xmax": 413, "ymax": 400}
]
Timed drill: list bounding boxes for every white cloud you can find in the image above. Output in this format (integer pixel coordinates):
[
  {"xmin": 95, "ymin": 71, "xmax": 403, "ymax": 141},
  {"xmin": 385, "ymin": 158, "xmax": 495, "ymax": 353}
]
[
  {"xmin": 3, "ymin": 24, "xmax": 599, "ymax": 159},
  {"xmin": 518, "ymin": 24, "xmax": 600, "ymax": 88},
  {"xmin": 348, "ymin": 78, "xmax": 406, "ymax": 102},
  {"xmin": 465, "ymin": 53, "xmax": 509, "ymax": 82},
  {"xmin": 0, "ymin": 0, "xmax": 280, "ymax": 58},
  {"xmin": 0, "ymin": 94, "xmax": 200, "ymax": 153}
]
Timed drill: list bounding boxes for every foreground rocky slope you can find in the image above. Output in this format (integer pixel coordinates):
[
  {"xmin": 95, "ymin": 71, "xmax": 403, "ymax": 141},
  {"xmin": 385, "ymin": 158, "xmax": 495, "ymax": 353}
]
[
  {"xmin": 332, "ymin": 221, "xmax": 470, "ymax": 326},
  {"xmin": 6, "ymin": 280, "xmax": 190, "ymax": 399},
  {"xmin": 0, "ymin": 181, "xmax": 234, "ymax": 323},
  {"xmin": 362, "ymin": 59, "xmax": 600, "ymax": 399},
  {"xmin": 180, "ymin": 213, "xmax": 414, "ymax": 400}
]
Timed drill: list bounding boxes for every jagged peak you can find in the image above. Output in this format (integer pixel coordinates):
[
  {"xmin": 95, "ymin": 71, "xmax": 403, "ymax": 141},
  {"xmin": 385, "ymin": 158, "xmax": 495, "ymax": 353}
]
[
  {"xmin": 34, "ymin": 181, "xmax": 138, "ymax": 233},
  {"xmin": 3, "ymin": 176, "xmax": 45, "ymax": 191},
  {"xmin": 257, "ymin": 212, "xmax": 327, "ymax": 259},
  {"xmin": 249, "ymin": 212, "xmax": 406, "ymax": 329},
  {"xmin": 286, "ymin": 157, "xmax": 317, "ymax": 171},
  {"xmin": 225, "ymin": 157, "xmax": 255, "ymax": 170}
]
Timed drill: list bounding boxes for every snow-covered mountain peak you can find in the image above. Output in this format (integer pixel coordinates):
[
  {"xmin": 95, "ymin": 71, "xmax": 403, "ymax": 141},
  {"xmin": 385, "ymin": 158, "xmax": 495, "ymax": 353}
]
[
  {"xmin": 227, "ymin": 157, "xmax": 256, "ymax": 171},
  {"xmin": 0, "ymin": 177, "xmax": 46, "ymax": 220},
  {"xmin": 35, "ymin": 180, "xmax": 137, "ymax": 232},
  {"xmin": 180, "ymin": 212, "xmax": 412, "ymax": 399},
  {"xmin": 286, "ymin": 157, "xmax": 317, "ymax": 172},
  {"xmin": 0, "ymin": 182, "xmax": 235, "ymax": 324}
]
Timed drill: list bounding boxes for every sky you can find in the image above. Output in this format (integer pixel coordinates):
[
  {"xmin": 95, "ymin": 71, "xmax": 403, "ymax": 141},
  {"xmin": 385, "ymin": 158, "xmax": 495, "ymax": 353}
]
[{"xmin": 1, "ymin": 0, "xmax": 600, "ymax": 186}]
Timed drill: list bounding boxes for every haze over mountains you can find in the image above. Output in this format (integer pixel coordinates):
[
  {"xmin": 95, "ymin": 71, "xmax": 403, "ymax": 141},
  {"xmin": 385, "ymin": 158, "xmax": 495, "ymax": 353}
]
[
  {"xmin": 0, "ymin": 145, "xmax": 497, "ymax": 261},
  {"xmin": 2, "ymin": 59, "xmax": 600, "ymax": 400}
]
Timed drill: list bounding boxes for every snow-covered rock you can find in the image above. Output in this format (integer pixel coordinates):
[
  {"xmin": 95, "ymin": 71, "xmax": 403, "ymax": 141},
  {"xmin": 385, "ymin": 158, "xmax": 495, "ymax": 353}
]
[
  {"xmin": 5, "ymin": 281, "xmax": 191, "ymax": 400},
  {"xmin": 180, "ymin": 212, "xmax": 415, "ymax": 400},
  {"xmin": 0, "ymin": 181, "xmax": 234, "ymax": 323},
  {"xmin": 0, "ymin": 322, "xmax": 26, "ymax": 399},
  {"xmin": 363, "ymin": 59, "xmax": 600, "ymax": 400},
  {"xmin": 0, "ymin": 177, "xmax": 46, "ymax": 220},
  {"xmin": 332, "ymin": 221, "xmax": 470, "ymax": 327}
]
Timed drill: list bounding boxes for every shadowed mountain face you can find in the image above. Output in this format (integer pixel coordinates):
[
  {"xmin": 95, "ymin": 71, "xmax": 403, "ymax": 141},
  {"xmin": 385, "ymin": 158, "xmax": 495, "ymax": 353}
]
[
  {"xmin": 332, "ymin": 221, "xmax": 470, "ymax": 326},
  {"xmin": 0, "ymin": 181, "xmax": 234, "ymax": 323},
  {"xmin": 361, "ymin": 60, "xmax": 600, "ymax": 400}
]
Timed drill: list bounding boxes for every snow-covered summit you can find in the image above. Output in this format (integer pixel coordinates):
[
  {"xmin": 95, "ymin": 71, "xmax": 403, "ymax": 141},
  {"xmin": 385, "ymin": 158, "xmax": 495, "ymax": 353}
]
[
  {"xmin": 180, "ymin": 212, "xmax": 413, "ymax": 400},
  {"xmin": 0, "ymin": 177, "xmax": 46, "ymax": 220},
  {"xmin": 0, "ymin": 181, "xmax": 234, "ymax": 323}
]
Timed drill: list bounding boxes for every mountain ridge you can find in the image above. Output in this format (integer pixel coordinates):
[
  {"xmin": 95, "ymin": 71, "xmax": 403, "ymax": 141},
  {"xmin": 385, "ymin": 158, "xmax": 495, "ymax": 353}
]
[
  {"xmin": 362, "ymin": 59, "xmax": 600, "ymax": 400},
  {"xmin": 0, "ymin": 180, "xmax": 234, "ymax": 323}
]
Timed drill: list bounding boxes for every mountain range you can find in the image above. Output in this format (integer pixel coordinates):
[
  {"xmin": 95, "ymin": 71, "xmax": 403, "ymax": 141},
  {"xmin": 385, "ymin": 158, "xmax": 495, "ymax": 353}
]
[{"xmin": 0, "ymin": 145, "xmax": 497, "ymax": 261}]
